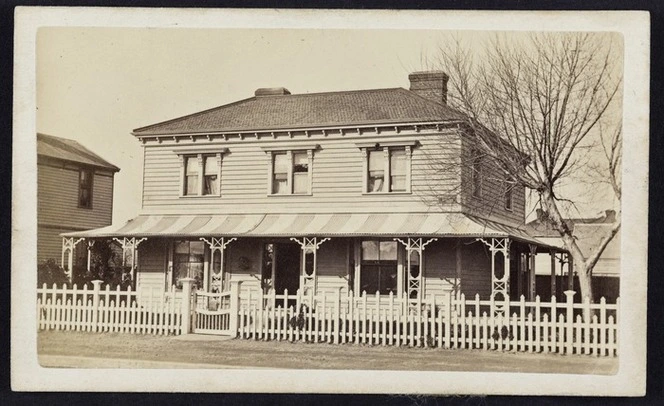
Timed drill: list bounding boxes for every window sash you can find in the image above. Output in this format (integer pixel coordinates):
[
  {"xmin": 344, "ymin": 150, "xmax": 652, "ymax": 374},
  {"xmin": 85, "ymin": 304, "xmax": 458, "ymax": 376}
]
[
  {"xmin": 471, "ymin": 152, "xmax": 482, "ymax": 197},
  {"xmin": 173, "ymin": 241, "xmax": 205, "ymax": 289},
  {"xmin": 184, "ymin": 156, "xmax": 200, "ymax": 196},
  {"xmin": 505, "ymin": 184, "xmax": 513, "ymax": 210},
  {"xmin": 359, "ymin": 262, "xmax": 398, "ymax": 295}
]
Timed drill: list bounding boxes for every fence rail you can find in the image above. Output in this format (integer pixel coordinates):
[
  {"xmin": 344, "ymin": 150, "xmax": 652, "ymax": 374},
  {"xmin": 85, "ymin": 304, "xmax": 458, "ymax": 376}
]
[
  {"xmin": 37, "ymin": 281, "xmax": 184, "ymax": 335},
  {"xmin": 237, "ymin": 288, "xmax": 619, "ymax": 357}
]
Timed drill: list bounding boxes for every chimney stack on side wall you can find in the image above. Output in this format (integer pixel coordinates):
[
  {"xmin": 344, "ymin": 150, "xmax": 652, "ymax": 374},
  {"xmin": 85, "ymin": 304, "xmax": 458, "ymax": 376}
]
[{"xmin": 408, "ymin": 71, "xmax": 449, "ymax": 105}]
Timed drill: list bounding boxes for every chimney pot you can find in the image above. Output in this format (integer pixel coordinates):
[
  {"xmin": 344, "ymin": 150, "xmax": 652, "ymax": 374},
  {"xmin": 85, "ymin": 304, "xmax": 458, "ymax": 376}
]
[
  {"xmin": 408, "ymin": 71, "xmax": 449, "ymax": 105},
  {"xmin": 255, "ymin": 87, "xmax": 291, "ymax": 97}
]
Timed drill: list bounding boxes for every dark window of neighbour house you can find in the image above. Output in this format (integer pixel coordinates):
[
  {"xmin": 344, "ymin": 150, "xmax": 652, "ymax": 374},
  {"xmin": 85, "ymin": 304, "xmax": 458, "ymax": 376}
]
[
  {"xmin": 203, "ymin": 155, "xmax": 219, "ymax": 195},
  {"xmin": 184, "ymin": 156, "xmax": 199, "ymax": 196},
  {"xmin": 173, "ymin": 241, "xmax": 205, "ymax": 289},
  {"xmin": 78, "ymin": 169, "xmax": 93, "ymax": 208},
  {"xmin": 360, "ymin": 240, "xmax": 398, "ymax": 295}
]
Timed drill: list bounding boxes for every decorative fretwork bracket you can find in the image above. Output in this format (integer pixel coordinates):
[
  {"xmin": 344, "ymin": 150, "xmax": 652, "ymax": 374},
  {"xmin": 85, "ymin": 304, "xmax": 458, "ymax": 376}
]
[
  {"xmin": 200, "ymin": 237, "xmax": 236, "ymax": 292},
  {"xmin": 290, "ymin": 237, "xmax": 330, "ymax": 295},
  {"xmin": 477, "ymin": 237, "xmax": 511, "ymax": 317},
  {"xmin": 112, "ymin": 237, "xmax": 147, "ymax": 281},
  {"xmin": 395, "ymin": 237, "xmax": 437, "ymax": 311},
  {"xmin": 61, "ymin": 237, "xmax": 84, "ymax": 281}
]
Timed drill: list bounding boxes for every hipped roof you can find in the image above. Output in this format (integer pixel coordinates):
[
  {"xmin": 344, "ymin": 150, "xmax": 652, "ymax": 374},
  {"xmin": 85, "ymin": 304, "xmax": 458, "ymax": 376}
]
[{"xmin": 132, "ymin": 88, "xmax": 465, "ymax": 136}]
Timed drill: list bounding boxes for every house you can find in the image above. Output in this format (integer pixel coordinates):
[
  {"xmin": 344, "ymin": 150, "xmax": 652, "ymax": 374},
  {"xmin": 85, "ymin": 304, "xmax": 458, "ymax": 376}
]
[
  {"xmin": 37, "ymin": 133, "xmax": 120, "ymax": 274},
  {"xmin": 526, "ymin": 210, "xmax": 620, "ymax": 303},
  {"xmin": 62, "ymin": 71, "xmax": 562, "ymax": 321}
]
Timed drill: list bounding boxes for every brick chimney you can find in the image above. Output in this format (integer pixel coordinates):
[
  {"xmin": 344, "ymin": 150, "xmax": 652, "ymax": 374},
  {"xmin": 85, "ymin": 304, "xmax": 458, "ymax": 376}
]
[{"xmin": 408, "ymin": 71, "xmax": 449, "ymax": 105}]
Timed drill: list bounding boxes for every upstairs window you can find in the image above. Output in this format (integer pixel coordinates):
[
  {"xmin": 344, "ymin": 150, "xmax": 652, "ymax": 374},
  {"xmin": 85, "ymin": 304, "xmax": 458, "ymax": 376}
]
[
  {"xmin": 203, "ymin": 155, "xmax": 219, "ymax": 195},
  {"xmin": 504, "ymin": 176, "xmax": 514, "ymax": 211},
  {"xmin": 272, "ymin": 152, "xmax": 289, "ymax": 194},
  {"xmin": 357, "ymin": 141, "xmax": 415, "ymax": 194},
  {"xmin": 78, "ymin": 169, "xmax": 93, "ymax": 209},
  {"xmin": 292, "ymin": 152, "xmax": 309, "ymax": 194},
  {"xmin": 177, "ymin": 151, "xmax": 225, "ymax": 197},
  {"xmin": 262, "ymin": 145, "xmax": 317, "ymax": 196},
  {"xmin": 368, "ymin": 150, "xmax": 385, "ymax": 192},
  {"xmin": 184, "ymin": 156, "xmax": 199, "ymax": 196},
  {"xmin": 389, "ymin": 149, "xmax": 407, "ymax": 192},
  {"xmin": 471, "ymin": 150, "xmax": 483, "ymax": 198}
]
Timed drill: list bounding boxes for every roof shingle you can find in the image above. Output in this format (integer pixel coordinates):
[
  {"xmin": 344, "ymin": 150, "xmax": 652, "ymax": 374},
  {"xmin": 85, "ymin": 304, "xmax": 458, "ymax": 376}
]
[{"xmin": 132, "ymin": 87, "xmax": 465, "ymax": 135}]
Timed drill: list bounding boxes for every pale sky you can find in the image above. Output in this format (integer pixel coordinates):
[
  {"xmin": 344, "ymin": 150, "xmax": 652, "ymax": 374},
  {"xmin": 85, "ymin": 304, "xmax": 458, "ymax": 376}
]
[{"xmin": 36, "ymin": 27, "xmax": 620, "ymax": 225}]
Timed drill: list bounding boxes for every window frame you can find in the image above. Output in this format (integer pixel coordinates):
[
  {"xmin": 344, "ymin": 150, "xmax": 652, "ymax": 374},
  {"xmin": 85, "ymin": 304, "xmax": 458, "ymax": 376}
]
[
  {"xmin": 78, "ymin": 168, "xmax": 94, "ymax": 209},
  {"xmin": 171, "ymin": 240, "xmax": 206, "ymax": 290},
  {"xmin": 175, "ymin": 149, "xmax": 226, "ymax": 198},
  {"xmin": 354, "ymin": 239, "xmax": 403, "ymax": 296},
  {"xmin": 262, "ymin": 144, "xmax": 318, "ymax": 196},
  {"xmin": 356, "ymin": 141, "xmax": 415, "ymax": 195}
]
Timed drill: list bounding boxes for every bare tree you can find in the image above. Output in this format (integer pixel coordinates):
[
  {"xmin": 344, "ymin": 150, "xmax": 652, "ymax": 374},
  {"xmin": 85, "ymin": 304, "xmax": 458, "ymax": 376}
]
[{"xmin": 427, "ymin": 33, "xmax": 622, "ymax": 302}]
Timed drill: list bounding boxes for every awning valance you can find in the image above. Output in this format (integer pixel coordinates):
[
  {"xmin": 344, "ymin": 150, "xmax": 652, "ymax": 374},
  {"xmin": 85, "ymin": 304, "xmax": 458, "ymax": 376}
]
[{"xmin": 61, "ymin": 212, "xmax": 552, "ymax": 246}]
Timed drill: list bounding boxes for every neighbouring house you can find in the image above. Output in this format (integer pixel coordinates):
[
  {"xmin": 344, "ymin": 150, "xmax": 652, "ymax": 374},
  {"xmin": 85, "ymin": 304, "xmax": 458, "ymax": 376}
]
[
  {"xmin": 62, "ymin": 71, "xmax": 565, "ymax": 321},
  {"xmin": 37, "ymin": 133, "xmax": 120, "ymax": 274},
  {"xmin": 526, "ymin": 210, "xmax": 620, "ymax": 303}
]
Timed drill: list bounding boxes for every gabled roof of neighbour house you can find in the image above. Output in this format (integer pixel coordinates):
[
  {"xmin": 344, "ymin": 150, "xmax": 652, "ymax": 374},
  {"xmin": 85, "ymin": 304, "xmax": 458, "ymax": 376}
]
[
  {"xmin": 524, "ymin": 209, "xmax": 618, "ymax": 238},
  {"xmin": 132, "ymin": 88, "xmax": 466, "ymax": 136},
  {"xmin": 37, "ymin": 133, "xmax": 120, "ymax": 172}
]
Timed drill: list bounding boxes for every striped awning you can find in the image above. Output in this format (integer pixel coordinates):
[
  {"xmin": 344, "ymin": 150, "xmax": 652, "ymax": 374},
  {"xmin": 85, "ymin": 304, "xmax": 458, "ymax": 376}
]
[{"xmin": 62, "ymin": 212, "xmax": 550, "ymax": 246}]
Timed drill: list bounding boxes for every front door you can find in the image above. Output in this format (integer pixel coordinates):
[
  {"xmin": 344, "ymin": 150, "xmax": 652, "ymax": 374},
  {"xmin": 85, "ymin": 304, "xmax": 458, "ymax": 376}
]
[{"xmin": 274, "ymin": 242, "xmax": 301, "ymax": 295}]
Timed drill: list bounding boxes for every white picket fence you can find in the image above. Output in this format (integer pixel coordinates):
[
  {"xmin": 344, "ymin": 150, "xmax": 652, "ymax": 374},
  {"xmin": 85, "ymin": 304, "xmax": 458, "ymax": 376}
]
[
  {"xmin": 37, "ymin": 281, "xmax": 184, "ymax": 335},
  {"xmin": 236, "ymin": 288, "xmax": 619, "ymax": 357},
  {"xmin": 36, "ymin": 280, "xmax": 620, "ymax": 357}
]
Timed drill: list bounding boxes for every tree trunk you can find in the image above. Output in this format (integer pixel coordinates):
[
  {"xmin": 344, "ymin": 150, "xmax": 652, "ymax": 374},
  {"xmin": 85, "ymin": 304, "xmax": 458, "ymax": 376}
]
[
  {"xmin": 540, "ymin": 189, "xmax": 594, "ymax": 303},
  {"xmin": 576, "ymin": 263, "xmax": 593, "ymax": 304}
]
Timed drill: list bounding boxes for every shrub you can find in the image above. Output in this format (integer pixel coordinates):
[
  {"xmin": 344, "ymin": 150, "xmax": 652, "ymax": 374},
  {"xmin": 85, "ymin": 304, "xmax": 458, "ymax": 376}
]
[{"xmin": 37, "ymin": 259, "xmax": 69, "ymax": 287}]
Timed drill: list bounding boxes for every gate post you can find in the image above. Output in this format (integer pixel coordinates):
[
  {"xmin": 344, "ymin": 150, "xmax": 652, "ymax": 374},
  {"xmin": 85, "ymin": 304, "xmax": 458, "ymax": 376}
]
[
  {"xmin": 229, "ymin": 280, "xmax": 242, "ymax": 338},
  {"xmin": 180, "ymin": 278, "xmax": 195, "ymax": 335},
  {"xmin": 91, "ymin": 280, "xmax": 103, "ymax": 333}
]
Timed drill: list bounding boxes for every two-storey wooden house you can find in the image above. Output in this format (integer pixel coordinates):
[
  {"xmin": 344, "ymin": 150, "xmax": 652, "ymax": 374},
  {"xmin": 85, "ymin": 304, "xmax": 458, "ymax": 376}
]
[
  {"xmin": 64, "ymin": 71, "xmax": 560, "ymax": 317},
  {"xmin": 37, "ymin": 133, "xmax": 119, "ymax": 271}
]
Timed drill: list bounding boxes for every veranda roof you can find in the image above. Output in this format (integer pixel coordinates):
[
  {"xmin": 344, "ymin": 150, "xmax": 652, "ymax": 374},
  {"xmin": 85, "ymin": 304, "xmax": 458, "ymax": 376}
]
[{"xmin": 62, "ymin": 213, "xmax": 553, "ymax": 247}]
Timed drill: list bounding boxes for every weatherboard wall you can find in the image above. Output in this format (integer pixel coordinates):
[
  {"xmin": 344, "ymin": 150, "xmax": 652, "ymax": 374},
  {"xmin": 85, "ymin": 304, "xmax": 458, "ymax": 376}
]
[
  {"xmin": 139, "ymin": 130, "xmax": 462, "ymax": 215},
  {"xmin": 459, "ymin": 136, "xmax": 526, "ymax": 227},
  {"xmin": 37, "ymin": 160, "xmax": 116, "ymax": 263}
]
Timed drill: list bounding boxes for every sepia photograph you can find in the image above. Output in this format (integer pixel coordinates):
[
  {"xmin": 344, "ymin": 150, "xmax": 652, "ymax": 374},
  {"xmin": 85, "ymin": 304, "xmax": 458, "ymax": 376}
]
[{"xmin": 12, "ymin": 8, "xmax": 649, "ymax": 395}]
